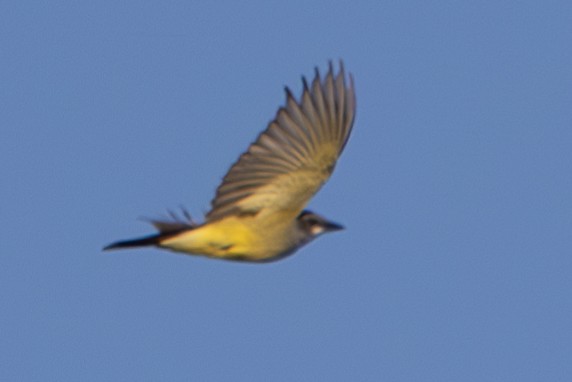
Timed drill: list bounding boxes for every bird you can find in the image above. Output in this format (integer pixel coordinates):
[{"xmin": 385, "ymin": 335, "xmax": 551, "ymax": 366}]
[{"xmin": 104, "ymin": 62, "xmax": 356, "ymax": 262}]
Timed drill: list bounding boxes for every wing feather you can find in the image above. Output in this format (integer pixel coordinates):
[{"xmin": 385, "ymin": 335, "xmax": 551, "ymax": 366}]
[{"xmin": 206, "ymin": 62, "xmax": 356, "ymax": 221}]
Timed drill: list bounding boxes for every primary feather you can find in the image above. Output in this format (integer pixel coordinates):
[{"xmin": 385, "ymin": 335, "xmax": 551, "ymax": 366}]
[{"xmin": 206, "ymin": 62, "xmax": 356, "ymax": 222}]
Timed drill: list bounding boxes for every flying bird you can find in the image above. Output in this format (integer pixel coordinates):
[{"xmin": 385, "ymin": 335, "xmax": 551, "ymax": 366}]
[{"xmin": 104, "ymin": 62, "xmax": 356, "ymax": 262}]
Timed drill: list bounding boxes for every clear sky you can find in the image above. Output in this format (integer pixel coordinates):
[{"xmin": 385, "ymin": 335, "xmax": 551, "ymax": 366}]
[{"xmin": 1, "ymin": 1, "xmax": 571, "ymax": 381}]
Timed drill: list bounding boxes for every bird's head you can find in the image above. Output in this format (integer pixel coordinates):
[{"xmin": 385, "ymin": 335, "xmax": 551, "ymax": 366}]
[{"xmin": 297, "ymin": 210, "xmax": 344, "ymax": 239}]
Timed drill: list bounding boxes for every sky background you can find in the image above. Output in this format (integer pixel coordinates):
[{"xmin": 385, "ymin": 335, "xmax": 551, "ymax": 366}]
[{"xmin": 1, "ymin": 1, "xmax": 571, "ymax": 381}]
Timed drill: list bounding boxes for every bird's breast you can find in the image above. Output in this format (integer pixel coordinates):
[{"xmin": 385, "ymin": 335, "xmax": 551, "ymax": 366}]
[{"xmin": 159, "ymin": 214, "xmax": 298, "ymax": 261}]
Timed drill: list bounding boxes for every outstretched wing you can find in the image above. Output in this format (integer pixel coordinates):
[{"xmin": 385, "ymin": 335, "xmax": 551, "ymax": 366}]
[{"xmin": 206, "ymin": 62, "xmax": 356, "ymax": 222}]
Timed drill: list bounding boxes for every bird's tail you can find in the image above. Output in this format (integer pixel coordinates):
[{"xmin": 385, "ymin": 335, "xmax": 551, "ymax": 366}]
[
  {"xmin": 103, "ymin": 233, "xmax": 166, "ymax": 251},
  {"xmin": 104, "ymin": 208, "xmax": 198, "ymax": 251}
]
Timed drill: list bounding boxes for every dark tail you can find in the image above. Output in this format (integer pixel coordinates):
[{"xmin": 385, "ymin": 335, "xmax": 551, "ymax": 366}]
[
  {"xmin": 103, "ymin": 233, "xmax": 165, "ymax": 251},
  {"xmin": 104, "ymin": 210, "xmax": 197, "ymax": 252}
]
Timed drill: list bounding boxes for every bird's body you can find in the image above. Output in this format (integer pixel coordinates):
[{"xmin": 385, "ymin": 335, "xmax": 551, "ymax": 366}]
[
  {"xmin": 105, "ymin": 62, "xmax": 356, "ymax": 262},
  {"xmin": 160, "ymin": 212, "xmax": 301, "ymax": 261}
]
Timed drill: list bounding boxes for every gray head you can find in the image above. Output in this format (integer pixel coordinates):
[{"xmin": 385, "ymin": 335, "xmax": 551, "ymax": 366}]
[
  {"xmin": 297, "ymin": 210, "xmax": 344, "ymax": 239},
  {"xmin": 259, "ymin": 210, "xmax": 344, "ymax": 262}
]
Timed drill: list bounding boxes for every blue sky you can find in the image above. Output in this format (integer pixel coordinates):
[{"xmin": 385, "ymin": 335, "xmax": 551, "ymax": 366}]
[{"xmin": 1, "ymin": 1, "xmax": 571, "ymax": 381}]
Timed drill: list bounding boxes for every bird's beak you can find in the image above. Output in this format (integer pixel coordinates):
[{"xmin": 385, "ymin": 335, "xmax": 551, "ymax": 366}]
[{"xmin": 324, "ymin": 221, "xmax": 344, "ymax": 232}]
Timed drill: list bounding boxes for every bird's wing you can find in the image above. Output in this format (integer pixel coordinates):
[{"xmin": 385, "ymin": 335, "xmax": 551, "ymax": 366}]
[{"xmin": 205, "ymin": 62, "xmax": 356, "ymax": 222}]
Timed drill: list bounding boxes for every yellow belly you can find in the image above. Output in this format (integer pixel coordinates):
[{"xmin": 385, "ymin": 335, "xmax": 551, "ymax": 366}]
[{"xmin": 159, "ymin": 213, "xmax": 296, "ymax": 261}]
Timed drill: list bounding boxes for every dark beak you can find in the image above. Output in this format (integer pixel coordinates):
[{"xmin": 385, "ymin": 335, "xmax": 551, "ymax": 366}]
[{"xmin": 324, "ymin": 221, "xmax": 344, "ymax": 232}]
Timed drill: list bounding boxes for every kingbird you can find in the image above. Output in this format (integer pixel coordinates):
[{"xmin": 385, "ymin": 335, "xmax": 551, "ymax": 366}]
[{"xmin": 104, "ymin": 62, "xmax": 356, "ymax": 262}]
